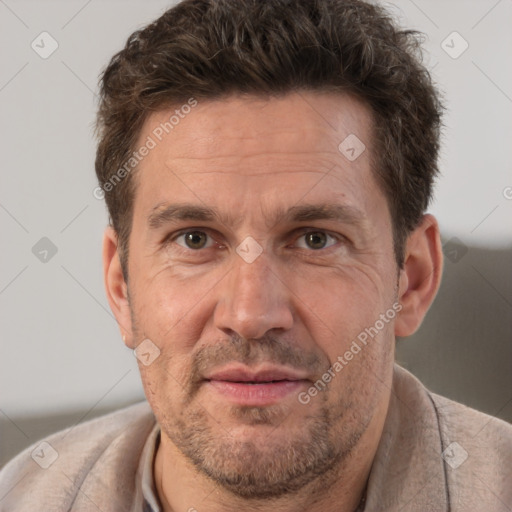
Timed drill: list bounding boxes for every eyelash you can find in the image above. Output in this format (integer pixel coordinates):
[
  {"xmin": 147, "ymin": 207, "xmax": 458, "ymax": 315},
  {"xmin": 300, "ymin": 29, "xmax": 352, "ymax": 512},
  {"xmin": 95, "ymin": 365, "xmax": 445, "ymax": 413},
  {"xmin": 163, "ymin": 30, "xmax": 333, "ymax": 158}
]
[{"xmin": 163, "ymin": 228, "xmax": 345, "ymax": 254}]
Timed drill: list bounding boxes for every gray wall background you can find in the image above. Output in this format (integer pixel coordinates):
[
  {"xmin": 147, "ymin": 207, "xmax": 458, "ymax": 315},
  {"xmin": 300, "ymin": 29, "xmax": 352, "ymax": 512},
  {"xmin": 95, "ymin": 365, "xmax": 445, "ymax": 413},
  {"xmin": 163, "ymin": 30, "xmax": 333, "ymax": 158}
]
[{"xmin": 1, "ymin": 0, "xmax": 511, "ymax": 467}]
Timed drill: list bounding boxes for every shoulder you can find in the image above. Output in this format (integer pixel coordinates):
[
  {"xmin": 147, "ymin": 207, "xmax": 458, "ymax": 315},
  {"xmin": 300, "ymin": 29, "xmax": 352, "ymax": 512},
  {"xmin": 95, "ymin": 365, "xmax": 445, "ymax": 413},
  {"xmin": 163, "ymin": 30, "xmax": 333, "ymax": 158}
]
[
  {"xmin": 394, "ymin": 365, "xmax": 512, "ymax": 453},
  {"xmin": 392, "ymin": 365, "xmax": 512, "ymax": 509},
  {"xmin": 0, "ymin": 401, "xmax": 155, "ymax": 511},
  {"xmin": 430, "ymin": 390, "xmax": 512, "ymax": 459},
  {"xmin": 430, "ymin": 388, "xmax": 512, "ymax": 508}
]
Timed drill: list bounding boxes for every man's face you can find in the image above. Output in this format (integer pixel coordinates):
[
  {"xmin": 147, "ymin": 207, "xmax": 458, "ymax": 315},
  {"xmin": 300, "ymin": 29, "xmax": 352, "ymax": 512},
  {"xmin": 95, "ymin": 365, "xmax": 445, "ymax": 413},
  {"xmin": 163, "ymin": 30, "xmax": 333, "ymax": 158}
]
[{"xmin": 122, "ymin": 92, "xmax": 399, "ymax": 497}]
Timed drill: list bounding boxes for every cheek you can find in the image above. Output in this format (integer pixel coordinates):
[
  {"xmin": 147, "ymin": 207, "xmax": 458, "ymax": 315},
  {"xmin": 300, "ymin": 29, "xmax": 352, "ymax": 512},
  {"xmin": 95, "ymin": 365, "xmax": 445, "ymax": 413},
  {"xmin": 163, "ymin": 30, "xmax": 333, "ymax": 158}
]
[
  {"xmin": 293, "ymin": 262, "xmax": 389, "ymax": 329},
  {"xmin": 289, "ymin": 262, "xmax": 397, "ymax": 383},
  {"xmin": 137, "ymin": 350, "xmax": 194, "ymax": 420},
  {"xmin": 130, "ymin": 266, "xmax": 221, "ymax": 346}
]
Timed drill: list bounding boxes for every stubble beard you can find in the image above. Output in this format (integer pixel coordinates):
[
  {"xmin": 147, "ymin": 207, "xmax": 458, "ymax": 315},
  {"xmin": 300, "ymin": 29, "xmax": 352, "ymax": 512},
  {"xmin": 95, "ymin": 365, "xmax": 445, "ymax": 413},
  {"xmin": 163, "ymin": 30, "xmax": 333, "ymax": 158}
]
[
  {"xmin": 157, "ymin": 388, "xmax": 370, "ymax": 500},
  {"xmin": 130, "ymin": 305, "xmax": 374, "ymax": 500}
]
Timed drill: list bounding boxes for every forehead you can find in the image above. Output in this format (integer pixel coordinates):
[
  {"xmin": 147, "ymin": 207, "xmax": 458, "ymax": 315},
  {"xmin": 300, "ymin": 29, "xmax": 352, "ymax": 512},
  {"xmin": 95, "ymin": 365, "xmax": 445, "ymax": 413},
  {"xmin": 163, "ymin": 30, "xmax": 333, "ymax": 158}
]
[
  {"xmin": 140, "ymin": 91, "xmax": 374, "ymax": 165},
  {"xmin": 132, "ymin": 91, "xmax": 383, "ymax": 223}
]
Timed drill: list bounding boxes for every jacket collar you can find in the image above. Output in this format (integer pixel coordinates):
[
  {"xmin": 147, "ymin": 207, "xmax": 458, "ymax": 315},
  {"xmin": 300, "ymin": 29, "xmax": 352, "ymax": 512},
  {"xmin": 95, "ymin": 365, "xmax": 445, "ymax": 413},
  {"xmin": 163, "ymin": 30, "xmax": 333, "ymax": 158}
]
[{"xmin": 364, "ymin": 364, "xmax": 449, "ymax": 511}]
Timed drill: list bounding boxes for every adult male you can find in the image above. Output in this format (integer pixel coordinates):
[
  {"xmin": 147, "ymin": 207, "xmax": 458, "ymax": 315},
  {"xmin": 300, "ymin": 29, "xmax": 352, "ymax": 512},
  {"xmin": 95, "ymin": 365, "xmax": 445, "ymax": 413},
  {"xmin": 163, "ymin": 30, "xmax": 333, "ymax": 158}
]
[{"xmin": 1, "ymin": 0, "xmax": 511, "ymax": 510}]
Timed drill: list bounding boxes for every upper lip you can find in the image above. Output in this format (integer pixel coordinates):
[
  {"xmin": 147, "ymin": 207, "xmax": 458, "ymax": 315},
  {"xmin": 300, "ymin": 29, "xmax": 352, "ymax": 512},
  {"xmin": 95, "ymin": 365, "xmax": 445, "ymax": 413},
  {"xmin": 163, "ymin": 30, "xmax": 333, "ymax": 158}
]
[{"xmin": 204, "ymin": 365, "xmax": 309, "ymax": 383}]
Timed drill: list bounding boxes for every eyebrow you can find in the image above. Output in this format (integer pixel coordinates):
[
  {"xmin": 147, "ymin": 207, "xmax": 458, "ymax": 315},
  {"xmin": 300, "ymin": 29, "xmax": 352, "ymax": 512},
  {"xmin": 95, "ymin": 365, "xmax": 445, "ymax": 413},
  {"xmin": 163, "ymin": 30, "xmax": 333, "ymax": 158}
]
[{"xmin": 147, "ymin": 202, "xmax": 367, "ymax": 231}]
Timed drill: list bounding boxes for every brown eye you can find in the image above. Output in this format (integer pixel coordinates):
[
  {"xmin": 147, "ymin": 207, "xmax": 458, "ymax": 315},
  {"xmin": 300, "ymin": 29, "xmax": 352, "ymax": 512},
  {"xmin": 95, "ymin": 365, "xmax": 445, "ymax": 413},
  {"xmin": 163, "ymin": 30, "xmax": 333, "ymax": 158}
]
[
  {"xmin": 305, "ymin": 232, "xmax": 328, "ymax": 249},
  {"xmin": 182, "ymin": 231, "xmax": 209, "ymax": 249},
  {"xmin": 294, "ymin": 231, "xmax": 339, "ymax": 251}
]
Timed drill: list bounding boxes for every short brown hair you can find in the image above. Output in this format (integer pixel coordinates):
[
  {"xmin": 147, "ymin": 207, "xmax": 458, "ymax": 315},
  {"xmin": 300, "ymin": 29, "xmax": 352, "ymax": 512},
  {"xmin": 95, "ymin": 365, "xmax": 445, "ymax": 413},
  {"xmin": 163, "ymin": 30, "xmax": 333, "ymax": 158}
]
[{"xmin": 95, "ymin": 0, "xmax": 444, "ymax": 277}]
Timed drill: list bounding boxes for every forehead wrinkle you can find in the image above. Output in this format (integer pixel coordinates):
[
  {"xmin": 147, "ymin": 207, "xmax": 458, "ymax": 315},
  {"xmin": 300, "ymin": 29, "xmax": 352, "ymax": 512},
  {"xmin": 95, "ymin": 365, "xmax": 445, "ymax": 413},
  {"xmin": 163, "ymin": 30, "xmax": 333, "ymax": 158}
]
[
  {"xmin": 162, "ymin": 155, "xmax": 349, "ymax": 179},
  {"xmin": 164, "ymin": 149, "xmax": 340, "ymax": 163},
  {"xmin": 171, "ymin": 169, "xmax": 337, "ymax": 178}
]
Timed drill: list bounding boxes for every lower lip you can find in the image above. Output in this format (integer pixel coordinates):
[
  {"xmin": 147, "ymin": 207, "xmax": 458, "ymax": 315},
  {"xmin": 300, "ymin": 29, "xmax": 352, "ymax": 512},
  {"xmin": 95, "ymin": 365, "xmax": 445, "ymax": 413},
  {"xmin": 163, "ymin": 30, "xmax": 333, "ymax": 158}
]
[{"xmin": 206, "ymin": 380, "xmax": 307, "ymax": 406}]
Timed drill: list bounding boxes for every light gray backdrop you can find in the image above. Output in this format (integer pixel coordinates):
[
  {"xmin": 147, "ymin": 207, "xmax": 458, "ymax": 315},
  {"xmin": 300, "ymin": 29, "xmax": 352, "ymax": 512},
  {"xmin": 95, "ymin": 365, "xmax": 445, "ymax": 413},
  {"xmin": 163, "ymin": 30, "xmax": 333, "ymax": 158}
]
[{"xmin": 1, "ymin": 0, "xmax": 511, "ymax": 467}]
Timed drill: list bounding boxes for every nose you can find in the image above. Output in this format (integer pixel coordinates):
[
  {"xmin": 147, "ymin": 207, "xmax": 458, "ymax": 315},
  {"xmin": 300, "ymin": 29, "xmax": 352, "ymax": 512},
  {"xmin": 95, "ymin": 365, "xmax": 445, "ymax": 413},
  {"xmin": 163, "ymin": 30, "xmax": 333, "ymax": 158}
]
[{"xmin": 213, "ymin": 252, "xmax": 294, "ymax": 341}]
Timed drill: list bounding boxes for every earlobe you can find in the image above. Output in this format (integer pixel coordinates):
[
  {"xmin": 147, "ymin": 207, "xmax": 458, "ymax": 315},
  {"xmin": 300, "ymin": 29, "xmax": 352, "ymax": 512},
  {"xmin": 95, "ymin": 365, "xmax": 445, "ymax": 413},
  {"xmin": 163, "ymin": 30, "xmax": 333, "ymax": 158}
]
[
  {"xmin": 394, "ymin": 214, "xmax": 443, "ymax": 337},
  {"xmin": 103, "ymin": 226, "xmax": 134, "ymax": 347}
]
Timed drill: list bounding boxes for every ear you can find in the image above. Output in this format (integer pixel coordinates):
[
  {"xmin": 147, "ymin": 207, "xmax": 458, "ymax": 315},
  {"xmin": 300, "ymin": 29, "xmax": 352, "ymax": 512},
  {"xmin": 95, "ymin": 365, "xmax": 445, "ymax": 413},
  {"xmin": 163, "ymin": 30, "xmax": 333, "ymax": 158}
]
[
  {"xmin": 103, "ymin": 226, "xmax": 135, "ymax": 348},
  {"xmin": 395, "ymin": 214, "xmax": 443, "ymax": 337}
]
